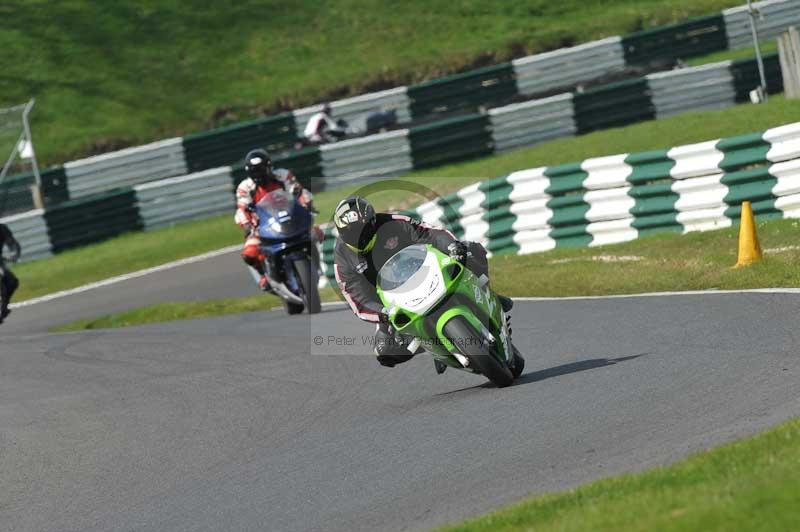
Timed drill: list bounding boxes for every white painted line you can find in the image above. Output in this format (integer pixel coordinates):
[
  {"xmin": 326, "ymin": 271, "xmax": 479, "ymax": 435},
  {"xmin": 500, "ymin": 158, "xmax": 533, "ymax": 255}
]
[
  {"xmin": 514, "ymin": 288, "xmax": 800, "ymax": 302},
  {"xmin": 548, "ymin": 255, "xmax": 644, "ymax": 264},
  {"xmin": 11, "ymin": 245, "xmax": 241, "ymax": 309},
  {"xmin": 12, "ymin": 241, "xmax": 800, "ymax": 314},
  {"xmin": 764, "ymin": 246, "xmax": 800, "ymax": 253}
]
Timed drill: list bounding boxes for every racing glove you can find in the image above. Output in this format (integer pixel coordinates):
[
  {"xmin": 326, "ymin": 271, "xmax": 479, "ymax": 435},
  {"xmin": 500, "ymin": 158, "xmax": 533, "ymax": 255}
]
[
  {"xmin": 242, "ymin": 205, "xmax": 259, "ymax": 235},
  {"xmin": 378, "ymin": 307, "xmax": 392, "ymax": 326},
  {"xmin": 447, "ymin": 240, "xmax": 469, "ymax": 265},
  {"xmin": 289, "ymin": 182, "xmax": 303, "ymax": 197}
]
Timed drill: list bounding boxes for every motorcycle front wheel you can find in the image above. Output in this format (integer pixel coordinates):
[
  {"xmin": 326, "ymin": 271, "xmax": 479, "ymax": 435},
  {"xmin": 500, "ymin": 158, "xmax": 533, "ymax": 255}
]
[
  {"xmin": 443, "ymin": 316, "xmax": 513, "ymax": 388},
  {"xmin": 293, "ymin": 258, "xmax": 321, "ymax": 314},
  {"xmin": 283, "ymin": 299, "xmax": 305, "ymax": 315}
]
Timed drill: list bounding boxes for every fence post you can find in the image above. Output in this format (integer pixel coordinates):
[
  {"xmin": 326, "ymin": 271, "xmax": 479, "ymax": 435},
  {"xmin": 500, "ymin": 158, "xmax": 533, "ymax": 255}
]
[{"xmin": 778, "ymin": 27, "xmax": 800, "ymax": 99}]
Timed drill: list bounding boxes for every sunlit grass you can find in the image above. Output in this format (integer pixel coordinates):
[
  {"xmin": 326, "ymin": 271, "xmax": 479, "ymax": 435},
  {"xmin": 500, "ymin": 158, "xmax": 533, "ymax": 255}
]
[{"xmin": 1, "ymin": 0, "xmax": 744, "ymax": 164}]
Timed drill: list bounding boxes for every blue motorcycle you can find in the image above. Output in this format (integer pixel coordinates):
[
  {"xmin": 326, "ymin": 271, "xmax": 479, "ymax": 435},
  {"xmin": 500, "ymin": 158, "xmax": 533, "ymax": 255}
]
[{"xmin": 253, "ymin": 189, "xmax": 322, "ymax": 315}]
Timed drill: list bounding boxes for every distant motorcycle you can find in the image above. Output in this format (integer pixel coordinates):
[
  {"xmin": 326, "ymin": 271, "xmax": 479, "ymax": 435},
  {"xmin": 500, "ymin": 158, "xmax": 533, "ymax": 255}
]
[
  {"xmin": 294, "ymin": 118, "xmax": 353, "ymax": 150},
  {"xmin": 0, "ymin": 250, "xmax": 18, "ymax": 322},
  {"xmin": 0, "ymin": 262, "xmax": 7, "ymax": 315},
  {"xmin": 253, "ymin": 189, "xmax": 322, "ymax": 315}
]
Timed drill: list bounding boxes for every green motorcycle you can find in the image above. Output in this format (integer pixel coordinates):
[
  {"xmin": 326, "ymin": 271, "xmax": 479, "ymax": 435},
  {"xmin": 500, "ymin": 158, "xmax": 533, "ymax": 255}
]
[{"xmin": 376, "ymin": 244, "xmax": 525, "ymax": 387}]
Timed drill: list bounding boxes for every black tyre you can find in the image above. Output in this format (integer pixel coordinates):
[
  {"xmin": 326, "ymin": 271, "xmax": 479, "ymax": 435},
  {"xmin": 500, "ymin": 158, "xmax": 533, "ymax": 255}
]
[
  {"xmin": 510, "ymin": 344, "xmax": 525, "ymax": 379},
  {"xmin": 443, "ymin": 316, "xmax": 513, "ymax": 388},
  {"xmin": 0, "ymin": 270, "xmax": 6, "ymax": 315},
  {"xmin": 283, "ymin": 299, "xmax": 305, "ymax": 315},
  {"xmin": 294, "ymin": 258, "xmax": 322, "ymax": 314}
]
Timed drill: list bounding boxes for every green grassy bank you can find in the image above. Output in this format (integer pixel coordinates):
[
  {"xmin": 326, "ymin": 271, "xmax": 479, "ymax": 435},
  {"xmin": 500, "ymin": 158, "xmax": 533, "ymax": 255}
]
[{"xmin": 1, "ymin": 0, "xmax": 744, "ymax": 164}]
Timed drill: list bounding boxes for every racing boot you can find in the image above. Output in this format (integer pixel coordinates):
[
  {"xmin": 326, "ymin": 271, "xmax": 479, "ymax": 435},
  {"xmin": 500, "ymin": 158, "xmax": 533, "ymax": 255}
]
[
  {"xmin": 258, "ymin": 275, "xmax": 274, "ymax": 294},
  {"xmin": 497, "ymin": 294, "xmax": 514, "ymax": 313},
  {"xmin": 375, "ymin": 324, "xmax": 416, "ymax": 367},
  {"xmin": 498, "ymin": 295, "xmax": 513, "ymax": 340}
]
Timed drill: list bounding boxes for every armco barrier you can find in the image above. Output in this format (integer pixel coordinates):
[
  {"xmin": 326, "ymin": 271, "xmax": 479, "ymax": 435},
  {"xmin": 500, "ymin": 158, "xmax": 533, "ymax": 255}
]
[
  {"xmin": 573, "ymin": 78, "xmax": 654, "ymax": 134},
  {"xmin": 229, "ymin": 146, "xmax": 325, "ymax": 193},
  {"xmin": 512, "ymin": 37, "xmax": 626, "ymax": 97},
  {"xmin": 409, "ymin": 113, "xmax": 493, "ymax": 169},
  {"xmin": 0, "ymin": 172, "xmax": 36, "ymax": 216},
  {"xmin": 647, "ymin": 61, "xmax": 736, "ymax": 119},
  {"xmin": 4, "ymin": 53, "xmax": 786, "ymax": 232},
  {"xmin": 293, "ymin": 87, "xmax": 412, "ymax": 134},
  {"xmin": 277, "ymin": 147, "xmax": 324, "ymax": 192},
  {"xmin": 39, "ymin": 166, "xmax": 70, "ymax": 206},
  {"xmin": 0, "ymin": 209, "xmax": 51, "ymax": 262},
  {"xmin": 730, "ymin": 52, "xmax": 784, "ymax": 101},
  {"xmin": 10, "ymin": 123, "xmax": 800, "ymax": 269},
  {"xmin": 2, "ymin": 52, "xmax": 789, "ymax": 238},
  {"xmin": 407, "ymin": 63, "xmax": 517, "ymax": 120},
  {"xmin": 44, "ymin": 188, "xmax": 142, "ymax": 253},
  {"xmin": 135, "ymin": 167, "xmax": 234, "ymax": 230},
  {"xmin": 320, "ymin": 130, "xmax": 412, "ymax": 188},
  {"xmin": 182, "ymin": 113, "xmax": 297, "ymax": 173},
  {"xmin": 0, "ymin": 166, "xmax": 69, "ymax": 217},
  {"xmin": 622, "ymin": 14, "xmax": 728, "ymax": 67},
  {"xmin": 488, "ymin": 94, "xmax": 576, "ymax": 153},
  {"xmin": 319, "ymin": 122, "xmax": 800, "ymax": 283},
  {"xmin": 64, "ymin": 137, "xmax": 187, "ymax": 199},
  {"xmin": 723, "ymin": 0, "xmax": 800, "ymax": 50}
]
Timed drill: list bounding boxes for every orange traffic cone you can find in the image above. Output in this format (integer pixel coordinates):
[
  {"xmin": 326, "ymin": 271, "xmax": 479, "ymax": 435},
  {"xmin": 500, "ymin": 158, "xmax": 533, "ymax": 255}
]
[{"xmin": 734, "ymin": 201, "xmax": 763, "ymax": 268}]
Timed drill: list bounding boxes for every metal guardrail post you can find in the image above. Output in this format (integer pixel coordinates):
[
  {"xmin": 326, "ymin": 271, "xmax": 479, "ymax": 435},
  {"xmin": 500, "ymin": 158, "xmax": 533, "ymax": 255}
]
[
  {"xmin": 21, "ymin": 99, "xmax": 41, "ymax": 187},
  {"xmin": 747, "ymin": 0, "xmax": 769, "ymax": 102}
]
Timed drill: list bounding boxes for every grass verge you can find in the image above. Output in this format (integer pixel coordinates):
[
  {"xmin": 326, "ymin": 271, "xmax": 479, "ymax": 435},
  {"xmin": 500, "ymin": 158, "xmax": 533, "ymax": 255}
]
[
  {"xmin": 686, "ymin": 39, "xmax": 779, "ymax": 66},
  {"xmin": 1, "ymin": 0, "xmax": 743, "ymax": 164},
  {"xmin": 13, "ymin": 215, "xmax": 242, "ymax": 302},
  {"xmin": 52, "ymin": 287, "xmax": 339, "ymax": 332},
  {"xmin": 489, "ymin": 218, "xmax": 800, "ymax": 297},
  {"xmin": 14, "ymin": 95, "xmax": 800, "ymax": 303},
  {"xmin": 437, "ymin": 417, "xmax": 800, "ymax": 531},
  {"xmin": 51, "ymin": 217, "xmax": 800, "ymax": 332}
]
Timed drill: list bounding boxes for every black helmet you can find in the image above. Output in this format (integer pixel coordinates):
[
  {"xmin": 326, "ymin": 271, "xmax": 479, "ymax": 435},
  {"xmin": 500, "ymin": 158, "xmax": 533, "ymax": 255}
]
[
  {"xmin": 244, "ymin": 148, "xmax": 273, "ymax": 186},
  {"xmin": 334, "ymin": 196, "xmax": 377, "ymax": 253}
]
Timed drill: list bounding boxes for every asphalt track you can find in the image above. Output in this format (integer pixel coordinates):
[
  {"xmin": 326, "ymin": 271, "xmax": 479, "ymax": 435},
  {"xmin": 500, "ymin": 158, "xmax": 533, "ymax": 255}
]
[{"xmin": 2, "ymin": 254, "xmax": 799, "ymax": 531}]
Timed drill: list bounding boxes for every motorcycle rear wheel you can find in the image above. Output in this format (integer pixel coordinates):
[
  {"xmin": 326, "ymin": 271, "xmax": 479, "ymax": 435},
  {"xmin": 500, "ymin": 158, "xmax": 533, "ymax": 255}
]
[
  {"xmin": 510, "ymin": 344, "xmax": 525, "ymax": 378},
  {"xmin": 443, "ymin": 316, "xmax": 513, "ymax": 388}
]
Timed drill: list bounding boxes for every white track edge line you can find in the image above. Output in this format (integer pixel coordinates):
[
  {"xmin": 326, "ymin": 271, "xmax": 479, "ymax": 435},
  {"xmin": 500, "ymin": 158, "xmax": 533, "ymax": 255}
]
[
  {"xmin": 13, "ymin": 251, "xmax": 800, "ymax": 311},
  {"xmin": 514, "ymin": 288, "xmax": 800, "ymax": 301},
  {"xmin": 11, "ymin": 245, "xmax": 241, "ymax": 309}
]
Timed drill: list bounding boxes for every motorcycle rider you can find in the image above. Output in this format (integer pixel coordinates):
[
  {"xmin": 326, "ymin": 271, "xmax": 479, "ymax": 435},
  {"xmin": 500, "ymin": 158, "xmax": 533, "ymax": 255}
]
[
  {"xmin": 303, "ymin": 103, "xmax": 346, "ymax": 144},
  {"xmin": 235, "ymin": 148, "xmax": 317, "ymax": 291},
  {"xmin": 0, "ymin": 223, "xmax": 21, "ymax": 324},
  {"xmin": 332, "ymin": 196, "xmax": 513, "ymax": 369}
]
